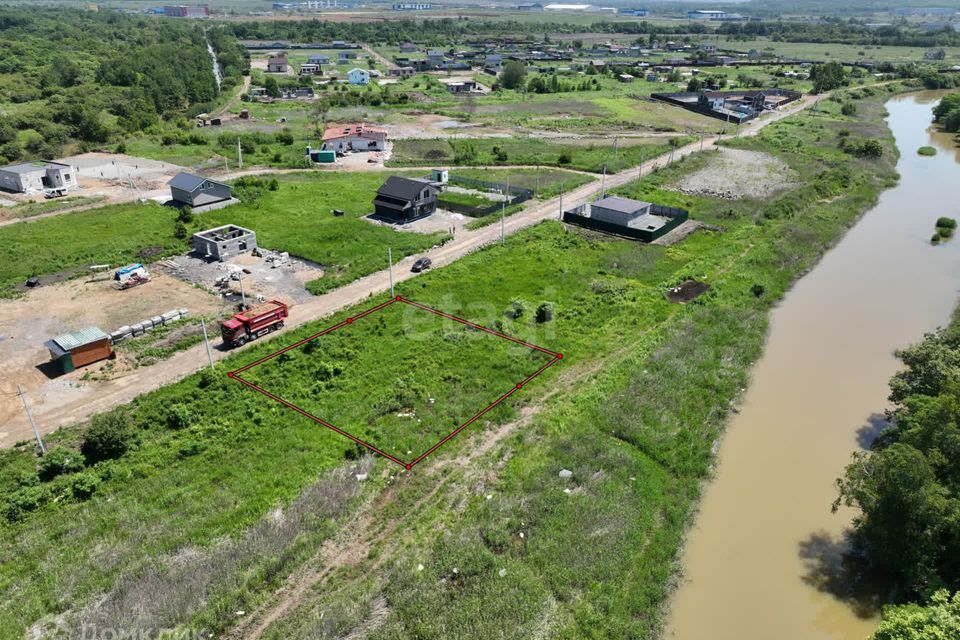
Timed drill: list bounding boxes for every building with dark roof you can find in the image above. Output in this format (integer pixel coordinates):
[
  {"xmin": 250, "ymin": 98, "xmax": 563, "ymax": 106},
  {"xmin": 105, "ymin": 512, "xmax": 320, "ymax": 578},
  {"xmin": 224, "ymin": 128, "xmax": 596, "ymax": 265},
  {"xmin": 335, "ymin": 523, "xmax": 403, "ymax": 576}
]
[
  {"xmin": 373, "ymin": 176, "xmax": 438, "ymax": 223},
  {"xmin": 168, "ymin": 173, "xmax": 232, "ymax": 208}
]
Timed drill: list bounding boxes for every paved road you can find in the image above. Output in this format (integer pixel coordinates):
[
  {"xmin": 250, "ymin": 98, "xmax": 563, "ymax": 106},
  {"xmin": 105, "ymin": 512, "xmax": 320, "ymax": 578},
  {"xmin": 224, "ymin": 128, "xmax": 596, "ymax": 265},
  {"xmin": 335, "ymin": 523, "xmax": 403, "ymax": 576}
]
[{"xmin": 0, "ymin": 95, "xmax": 820, "ymax": 446}]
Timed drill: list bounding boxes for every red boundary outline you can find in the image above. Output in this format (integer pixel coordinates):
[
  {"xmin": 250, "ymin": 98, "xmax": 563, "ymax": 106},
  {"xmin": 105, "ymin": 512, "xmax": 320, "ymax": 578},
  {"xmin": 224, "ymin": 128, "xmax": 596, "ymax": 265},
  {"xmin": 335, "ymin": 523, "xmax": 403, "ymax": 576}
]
[{"xmin": 228, "ymin": 296, "xmax": 562, "ymax": 470}]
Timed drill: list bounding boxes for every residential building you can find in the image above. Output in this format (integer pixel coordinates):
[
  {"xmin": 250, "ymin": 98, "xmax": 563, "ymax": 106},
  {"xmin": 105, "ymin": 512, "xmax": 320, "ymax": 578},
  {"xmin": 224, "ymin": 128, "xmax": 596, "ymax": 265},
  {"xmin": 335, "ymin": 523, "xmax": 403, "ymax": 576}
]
[
  {"xmin": 321, "ymin": 123, "xmax": 388, "ymax": 153},
  {"xmin": 308, "ymin": 54, "xmax": 331, "ymax": 65},
  {"xmin": 563, "ymin": 195, "xmax": 689, "ymax": 242},
  {"xmin": 347, "ymin": 67, "xmax": 370, "ymax": 84},
  {"xmin": 338, "ymin": 51, "xmax": 358, "ymax": 63},
  {"xmin": 393, "ymin": 2, "xmax": 432, "ymax": 9},
  {"xmin": 168, "ymin": 173, "xmax": 232, "ymax": 208},
  {"xmin": 444, "ymin": 79, "xmax": 478, "ymax": 93},
  {"xmin": 299, "ymin": 63, "xmax": 321, "ymax": 75},
  {"xmin": 485, "ymin": 54, "xmax": 504, "ymax": 72},
  {"xmin": 163, "ymin": 4, "xmax": 209, "ymax": 17},
  {"xmin": 925, "ymin": 48, "xmax": 947, "ymax": 60},
  {"xmin": 516, "ymin": 2, "xmax": 544, "ymax": 9},
  {"xmin": 0, "ymin": 161, "xmax": 76, "ymax": 194},
  {"xmin": 698, "ymin": 42, "xmax": 717, "ymax": 54},
  {"xmin": 400, "ymin": 42, "xmax": 419, "ymax": 53},
  {"xmin": 373, "ymin": 176, "xmax": 438, "ymax": 223},
  {"xmin": 192, "ymin": 224, "xmax": 257, "ymax": 260},
  {"xmin": 619, "ymin": 7, "xmax": 647, "ymax": 16},
  {"xmin": 266, "ymin": 55, "xmax": 288, "ymax": 73},
  {"xmin": 687, "ymin": 9, "xmax": 725, "ymax": 19},
  {"xmin": 388, "ymin": 66, "xmax": 416, "ymax": 78}
]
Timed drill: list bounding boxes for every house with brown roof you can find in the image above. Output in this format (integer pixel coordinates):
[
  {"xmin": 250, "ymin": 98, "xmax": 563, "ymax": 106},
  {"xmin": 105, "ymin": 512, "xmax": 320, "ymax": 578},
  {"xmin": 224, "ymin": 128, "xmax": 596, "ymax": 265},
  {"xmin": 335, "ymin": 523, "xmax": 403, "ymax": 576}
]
[{"xmin": 320, "ymin": 123, "xmax": 388, "ymax": 153}]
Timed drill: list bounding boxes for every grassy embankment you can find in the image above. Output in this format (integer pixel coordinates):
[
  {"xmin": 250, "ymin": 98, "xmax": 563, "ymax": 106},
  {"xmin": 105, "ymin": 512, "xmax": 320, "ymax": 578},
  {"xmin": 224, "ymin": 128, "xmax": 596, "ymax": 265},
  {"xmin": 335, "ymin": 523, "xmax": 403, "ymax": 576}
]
[
  {"xmin": 0, "ymin": 86, "xmax": 903, "ymax": 637},
  {"xmin": 0, "ymin": 171, "xmax": 446, "ymax": 298}
]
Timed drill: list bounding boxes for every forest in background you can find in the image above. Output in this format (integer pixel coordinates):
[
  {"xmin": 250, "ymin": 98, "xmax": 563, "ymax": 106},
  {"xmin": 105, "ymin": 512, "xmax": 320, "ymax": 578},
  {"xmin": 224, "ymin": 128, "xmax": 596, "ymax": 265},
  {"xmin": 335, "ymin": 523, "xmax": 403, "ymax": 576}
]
[{"xmin": 0, "ymin": 8, "xmax": 247, "ymax": 163}]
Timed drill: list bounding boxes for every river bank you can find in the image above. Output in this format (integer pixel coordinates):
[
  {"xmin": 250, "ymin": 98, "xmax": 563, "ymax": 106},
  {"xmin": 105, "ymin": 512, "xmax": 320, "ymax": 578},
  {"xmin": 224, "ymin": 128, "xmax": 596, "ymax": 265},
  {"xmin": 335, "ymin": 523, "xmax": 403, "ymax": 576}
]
[{"xmin": 665, "ymin": 90, "xmax": 960, "ymax": 640}]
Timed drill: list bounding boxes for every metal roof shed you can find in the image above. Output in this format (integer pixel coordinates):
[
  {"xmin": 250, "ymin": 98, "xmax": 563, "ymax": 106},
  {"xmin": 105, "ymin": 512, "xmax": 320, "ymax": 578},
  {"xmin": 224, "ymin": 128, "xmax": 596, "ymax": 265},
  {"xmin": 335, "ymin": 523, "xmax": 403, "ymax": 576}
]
[{"xmin": 45, "ymin": 326, "xmax": 113, "ymax": 374}]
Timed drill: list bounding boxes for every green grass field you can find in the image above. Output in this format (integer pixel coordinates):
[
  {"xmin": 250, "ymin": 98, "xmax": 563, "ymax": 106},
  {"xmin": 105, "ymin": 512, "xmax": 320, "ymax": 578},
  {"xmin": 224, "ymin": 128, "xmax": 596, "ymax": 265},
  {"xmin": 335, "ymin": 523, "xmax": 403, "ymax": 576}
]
[
  {"xmin": 0, "ymin": 84, "xmax": 905, "ymax": 638},
  {"xmin": 720, "ymin": 38, "xmax": 960, "ymax": 63},
  {"xmin": 389, "ymin": 136, "xmax": 694, "ymax": 173},
  {"xmin": 0, "ymin": 171, "xmax": 446, "ymax": 297}
]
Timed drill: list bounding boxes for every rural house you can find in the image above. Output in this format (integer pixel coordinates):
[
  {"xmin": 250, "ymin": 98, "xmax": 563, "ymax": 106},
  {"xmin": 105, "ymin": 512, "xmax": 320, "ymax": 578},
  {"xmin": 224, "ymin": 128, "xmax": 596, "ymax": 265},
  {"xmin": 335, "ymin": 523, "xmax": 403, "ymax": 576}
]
[
  {"xmin": 0, "ymin": 160, "xmax": 77, "ymax": 194},
  {"xmin": 168, "ymin": 173, "xmax": 233, "ymax": 208},
  {"xmin": 321, "ymin": 123, "xmax": 387, "ymax": 152},
  {"xmin": 308, "ymin": 54, "xmax": 332, "ymax": 65},
  {"xmin": 924, "ymin": 48, "xmax": 946, "ymax": 60},
  {"xmin": 347, "ymin": 67, "xmax": 371, "ymax": 85},
  {"xmin": 400, "ymin": 42, "xmax": 419, "ymax": 53},
  {"xmin": 373, "ymin": 176, "xmax": 438, "ymax": 223},
  {"xmin": 266, "ymin": 55, "xmax": 288, "ymax": 73},
  {"xmin": 299, "ymin": 63, "xmax": 321, "ymax": 75},
  {"xmin": 338, "ymin": 51, "xmax": 358, "ymax": 63},
  {"xmin": 563, "ymin": 195, "xmax": 689, "ymax": 242}
]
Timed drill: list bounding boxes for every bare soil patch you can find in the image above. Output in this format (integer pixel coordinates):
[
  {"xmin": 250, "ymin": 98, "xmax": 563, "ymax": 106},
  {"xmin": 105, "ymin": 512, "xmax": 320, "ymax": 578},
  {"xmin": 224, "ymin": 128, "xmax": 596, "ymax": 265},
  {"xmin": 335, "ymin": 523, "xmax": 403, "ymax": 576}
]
[
  {"xmin": 666, "ymin": 279, "xmax": 711, "ymax": 304},
  {"xmin": 0, "ymin": 272, "xmax": 226, "ymax": 440},
  {"xmin": 670, "ymin": 148, "xmax": 797, "ymax": 200}
]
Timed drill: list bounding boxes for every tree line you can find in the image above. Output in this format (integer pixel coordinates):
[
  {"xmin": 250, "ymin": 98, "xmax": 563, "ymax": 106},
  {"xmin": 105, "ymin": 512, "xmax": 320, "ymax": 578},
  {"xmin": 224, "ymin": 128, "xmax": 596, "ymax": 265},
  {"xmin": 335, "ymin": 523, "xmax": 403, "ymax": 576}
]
[
  {"xmin": 0, "ymin": 7, "xmax": 248, "ymax": 164},
  {"xmin": 835, "ymin": 315, "xmax": 960, "ymax": 636}
]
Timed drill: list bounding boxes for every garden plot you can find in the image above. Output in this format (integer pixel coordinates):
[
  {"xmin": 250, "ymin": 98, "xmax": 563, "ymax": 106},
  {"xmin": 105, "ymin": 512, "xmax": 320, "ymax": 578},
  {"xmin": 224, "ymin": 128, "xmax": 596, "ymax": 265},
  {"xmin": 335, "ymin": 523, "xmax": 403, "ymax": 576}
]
[
  {"xmin": 669, "ymin": 148, "xmax": 798, "ymax": 200},
  {"xmin": 232, "ymin": 297, "xmax": 559, "ymax": 468}
]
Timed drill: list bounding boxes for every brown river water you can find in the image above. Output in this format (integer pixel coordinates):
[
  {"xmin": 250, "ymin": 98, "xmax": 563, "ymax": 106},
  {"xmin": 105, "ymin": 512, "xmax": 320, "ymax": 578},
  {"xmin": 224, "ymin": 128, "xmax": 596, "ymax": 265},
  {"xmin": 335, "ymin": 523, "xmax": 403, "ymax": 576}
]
[{"xmin": 665, "ymin": 92, "xmax": 960, "ymax": 640}]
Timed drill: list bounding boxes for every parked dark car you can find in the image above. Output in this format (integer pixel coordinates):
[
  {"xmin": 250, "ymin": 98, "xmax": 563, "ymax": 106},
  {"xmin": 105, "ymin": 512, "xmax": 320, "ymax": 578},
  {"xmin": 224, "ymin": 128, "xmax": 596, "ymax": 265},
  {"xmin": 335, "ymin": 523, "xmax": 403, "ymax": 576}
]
[{"xmin": 411, "ymin": 257, "xmax": 432, "ymax": 273}]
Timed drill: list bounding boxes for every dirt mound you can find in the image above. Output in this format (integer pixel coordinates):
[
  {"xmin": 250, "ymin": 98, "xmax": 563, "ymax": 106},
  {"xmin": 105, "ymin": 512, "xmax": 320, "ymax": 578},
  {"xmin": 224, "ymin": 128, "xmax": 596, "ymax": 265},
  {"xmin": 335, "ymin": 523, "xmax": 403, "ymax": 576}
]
[
  {"xmin": 671, "ymin": 148, "xmax": 797, "ymax": 200},
  {"xmin": 667, "ymin": 279, "xmax": 711, "ymax": 304}
]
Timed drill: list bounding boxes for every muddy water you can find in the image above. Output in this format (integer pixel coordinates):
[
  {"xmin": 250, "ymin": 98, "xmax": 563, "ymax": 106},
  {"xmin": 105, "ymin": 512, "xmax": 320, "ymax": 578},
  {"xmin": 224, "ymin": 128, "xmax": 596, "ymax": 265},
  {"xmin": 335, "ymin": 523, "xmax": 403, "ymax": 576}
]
[{"xmin": 665, "ymin": 92, "xmax": 960, "ymax": 640}]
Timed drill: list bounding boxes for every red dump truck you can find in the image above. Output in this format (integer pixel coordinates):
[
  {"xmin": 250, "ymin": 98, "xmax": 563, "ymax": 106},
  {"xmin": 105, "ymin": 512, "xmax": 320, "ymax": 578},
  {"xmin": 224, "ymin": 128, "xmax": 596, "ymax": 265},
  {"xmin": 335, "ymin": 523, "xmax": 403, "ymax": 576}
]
[{"xmin": 220, "ymin": 300, "xmax": 289, "ymax": 348}]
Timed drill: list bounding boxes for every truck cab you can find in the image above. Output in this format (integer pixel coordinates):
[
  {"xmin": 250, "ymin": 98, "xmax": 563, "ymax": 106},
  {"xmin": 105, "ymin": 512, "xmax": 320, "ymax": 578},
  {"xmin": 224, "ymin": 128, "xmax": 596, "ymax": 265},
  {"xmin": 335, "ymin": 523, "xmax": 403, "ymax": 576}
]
[{"xmin": 220, "ymin": 318, "xmax": 248, "ymax": 346}]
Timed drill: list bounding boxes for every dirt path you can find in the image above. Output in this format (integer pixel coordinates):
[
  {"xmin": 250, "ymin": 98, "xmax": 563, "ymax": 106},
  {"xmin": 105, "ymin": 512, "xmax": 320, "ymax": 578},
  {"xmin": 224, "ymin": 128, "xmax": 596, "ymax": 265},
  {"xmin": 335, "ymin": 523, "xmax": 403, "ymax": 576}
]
[
  {"xmin": 214, "ymin": 75, "xmax": 253, "ymax": 119},
  {"xmin": 361, "ymin": 43, "xmax": 397, "ymax": 71},
  {"xmin": 0, "ymin": 95, "xmax": 821, "ymax": 447}
]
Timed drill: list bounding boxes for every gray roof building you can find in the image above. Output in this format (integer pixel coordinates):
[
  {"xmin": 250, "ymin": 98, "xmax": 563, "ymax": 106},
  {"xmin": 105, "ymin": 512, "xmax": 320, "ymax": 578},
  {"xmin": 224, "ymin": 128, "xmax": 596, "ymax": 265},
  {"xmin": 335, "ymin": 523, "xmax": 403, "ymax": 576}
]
[
  {"xmin": 168, "ymin": 173, "xmax": 232, "ymax": 208},
  {"xmin": 0, "ymin": 160, "xmax": 77, "ymax": 194}
]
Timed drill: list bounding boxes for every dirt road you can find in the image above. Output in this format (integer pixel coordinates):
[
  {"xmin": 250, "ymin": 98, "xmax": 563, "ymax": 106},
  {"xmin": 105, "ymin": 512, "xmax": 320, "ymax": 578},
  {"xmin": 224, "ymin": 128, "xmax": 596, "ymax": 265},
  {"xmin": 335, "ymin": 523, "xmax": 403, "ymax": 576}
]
[
  {"xmin": 0, "ymin": 95, "xmax": 820, "ymax": 447},
  {"xmin": 361, "ymin": 43, "xmax": 397, "ymax": 70}
]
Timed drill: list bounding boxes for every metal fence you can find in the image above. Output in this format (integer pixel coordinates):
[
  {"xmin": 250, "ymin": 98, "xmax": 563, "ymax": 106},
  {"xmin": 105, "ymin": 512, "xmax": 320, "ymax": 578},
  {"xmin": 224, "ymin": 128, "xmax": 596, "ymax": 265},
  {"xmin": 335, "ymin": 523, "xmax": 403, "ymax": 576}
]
[
  {"xmin": 562, "ymin": 203, "xmax": 689, "ymax": 242},
  {"xmin": 436, "ymin": 174, "xmax": 534, "ymax": 218}
]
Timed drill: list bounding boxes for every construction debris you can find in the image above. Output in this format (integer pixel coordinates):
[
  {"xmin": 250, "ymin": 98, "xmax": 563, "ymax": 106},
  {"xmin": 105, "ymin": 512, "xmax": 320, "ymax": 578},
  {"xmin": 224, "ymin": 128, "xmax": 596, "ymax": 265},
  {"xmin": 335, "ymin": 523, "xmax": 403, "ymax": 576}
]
[{"xmin": 110, "ymin": 308, "xmax": 189, "ymax": 344}]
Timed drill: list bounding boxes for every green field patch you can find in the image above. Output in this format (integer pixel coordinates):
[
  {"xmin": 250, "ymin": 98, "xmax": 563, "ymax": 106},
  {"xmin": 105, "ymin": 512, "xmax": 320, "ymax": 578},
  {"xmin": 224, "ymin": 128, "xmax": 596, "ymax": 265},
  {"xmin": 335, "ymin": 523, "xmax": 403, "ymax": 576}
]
[{"xmin": 235, "ymin": 299, "xmax": 555, "ymax": 465}]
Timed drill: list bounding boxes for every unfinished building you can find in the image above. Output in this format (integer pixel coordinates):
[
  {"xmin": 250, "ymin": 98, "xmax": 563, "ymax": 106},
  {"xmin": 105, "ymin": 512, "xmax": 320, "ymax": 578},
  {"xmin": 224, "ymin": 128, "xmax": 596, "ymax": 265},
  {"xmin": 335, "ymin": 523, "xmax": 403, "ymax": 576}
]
[{"xmin": 192, "ymin": 224, "xmax": 257, "ymax": 260}]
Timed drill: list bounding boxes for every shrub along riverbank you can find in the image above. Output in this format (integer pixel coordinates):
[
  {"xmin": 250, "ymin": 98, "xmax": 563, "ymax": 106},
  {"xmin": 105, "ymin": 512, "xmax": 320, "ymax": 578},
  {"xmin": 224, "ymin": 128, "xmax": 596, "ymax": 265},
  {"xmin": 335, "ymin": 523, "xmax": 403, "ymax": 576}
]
[{"xmin": 0, "ymin": 86, "xmax": 905, "ymax": 638}]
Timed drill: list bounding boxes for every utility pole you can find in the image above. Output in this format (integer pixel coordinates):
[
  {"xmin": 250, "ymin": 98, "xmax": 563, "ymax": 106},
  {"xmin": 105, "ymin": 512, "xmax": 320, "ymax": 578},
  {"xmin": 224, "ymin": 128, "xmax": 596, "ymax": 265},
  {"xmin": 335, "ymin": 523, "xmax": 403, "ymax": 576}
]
[
  {"xmin": 613, "ymin": 137, "xmax": 619, "ymax": 163},
  {"xmin": 500, "ymin": 177, "xmax": 509, "ymax": 246},
  {"xmin": 388, "ymin": 247, "xmax": 394, "ymax": 297},
  {"xmin": 237, "ymin": 138, "xmax": 243, "ymax": 169},
  {"xmin": 639, "ymin": 146, "xmax": 644, "ymax": 180},
  {"xmin": 536, "ymin": 163, "xmax": 540, "ymax": 197},
  {"xmin": 700, "ymin": 131, "xmax": 705, "ymax": 152},
  {"xmin": 237, "ymin": 271, "xmax": 247, "ymax": 308},
  {"xmin": 558, "ymin": 184, "xmax": 563, "ymax": 220},
  {"xmin": 201, "ymin": 319, "xmax": 214, "ymax": 369},
  {"xmin": 17, "ymin": 385, "xmax": 45, "ymax": 455},
  {"xmin": 600, "ymin": 165, "xmax": 606, "ymax": 197}
]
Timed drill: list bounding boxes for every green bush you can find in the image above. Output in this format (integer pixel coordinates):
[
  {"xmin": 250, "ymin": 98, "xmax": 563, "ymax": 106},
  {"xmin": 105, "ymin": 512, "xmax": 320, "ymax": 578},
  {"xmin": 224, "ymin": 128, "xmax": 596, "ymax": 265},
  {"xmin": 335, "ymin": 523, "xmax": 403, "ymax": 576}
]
[
  {"xmin": 37, "ymin": 447, "xmax": 84, "ymax": 481},
  {"xmin": 917, "ymin": 146, "xmax": 937, "ymax": 156},
  {"xmin": 70, "ymin": 472, "xmax": 100, "ymax": 499},
  {"xmin": 81, "ymin": 410, "xmax": 132, "ymax": 464},
  {"xmin": 535, "ymin": 302, "xmax": 555, "ymax": 323},
  {"xmin": 936, "ymin": 217, "xmax": 957, "ymax": 229},
  {"xmin": 841, "ymin": 102, "xmax": 857, "ymax": 116},
  {"xmin": 5, "ymin": 485, "xmax": 50, "ymax": 521},
  {"xmin": 505, "ymin": 298, "xmax": 528, "ymax": 320}
]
